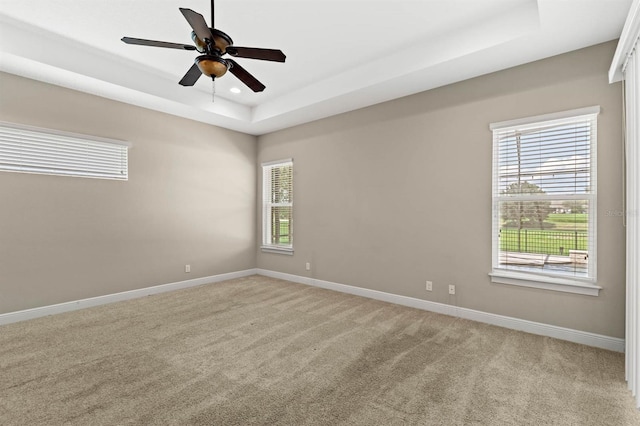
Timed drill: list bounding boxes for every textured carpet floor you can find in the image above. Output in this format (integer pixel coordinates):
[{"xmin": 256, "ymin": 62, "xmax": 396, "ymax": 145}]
[{"xmin": 1, "ymin": 275, "xmax": 639, "ymax": 425}]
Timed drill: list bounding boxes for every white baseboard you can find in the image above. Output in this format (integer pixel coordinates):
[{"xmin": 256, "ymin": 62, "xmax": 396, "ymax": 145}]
[
  {"xmin": 2, "ymin": 268, "xmax": 624, "ymax": 353},
  {"xmin": 256, "ymin": 269, "xmax": 625, "ymax": 353},
  {"xmin": 0, "ymin": 269, "xmax": 258, "ymax": 326}
]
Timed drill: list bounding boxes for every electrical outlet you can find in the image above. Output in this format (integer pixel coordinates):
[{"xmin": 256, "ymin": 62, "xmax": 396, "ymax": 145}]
[
  {"xmin": 185, "ymin": 264, "xmax": 191, "ymax": 273},
  {"xmin": 305, "ymin": 262, "xmax": 311, "ymax": 271},
  {"xmin": 448, "ymin": 285, "xmax": 455, "ymax": 295},
  {"xmin": 426, "ymin": 281, "xmax": 433, "ymax": 291}
]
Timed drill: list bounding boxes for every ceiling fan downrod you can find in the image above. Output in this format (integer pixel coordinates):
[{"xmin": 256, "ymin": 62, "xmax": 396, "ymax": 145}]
[{"xmin": 211, "ymin": 0, "xmax": 216, "ymax": 28}]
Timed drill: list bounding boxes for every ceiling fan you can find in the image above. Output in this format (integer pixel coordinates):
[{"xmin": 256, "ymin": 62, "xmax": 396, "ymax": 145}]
[{"xmin": 121, "ymin": 0, "xmax": 286, "ymax": 92}]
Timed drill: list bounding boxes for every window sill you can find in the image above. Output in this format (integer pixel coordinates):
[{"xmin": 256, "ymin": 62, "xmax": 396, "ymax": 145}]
[
  {"xmin": 261, "ymin": 246, "xmax": 294, "ymax": 255},
  {"xmin": 489, "ymin": 270, "xmax": 601, "ymax": 296}
]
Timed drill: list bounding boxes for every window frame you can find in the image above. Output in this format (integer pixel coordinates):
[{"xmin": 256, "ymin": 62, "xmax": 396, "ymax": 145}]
[
  {"xmin": 261, "ymin": 158, "xmax": 294, "ymax": 255},
  {"xmin": 489, "ymin": 106, "xmax": 601, "ymax": 296}
]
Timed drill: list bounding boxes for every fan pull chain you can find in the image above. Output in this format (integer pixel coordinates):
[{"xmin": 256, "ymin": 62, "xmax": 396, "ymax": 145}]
[{"xmin": 212, "ymin": 78, "xmax": 216, "ymax": 103}]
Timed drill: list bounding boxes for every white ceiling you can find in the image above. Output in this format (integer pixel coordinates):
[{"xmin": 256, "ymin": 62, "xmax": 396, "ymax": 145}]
[{"xmin": 0, "ymin": 0, "xmax": 633, "ymax": 135}]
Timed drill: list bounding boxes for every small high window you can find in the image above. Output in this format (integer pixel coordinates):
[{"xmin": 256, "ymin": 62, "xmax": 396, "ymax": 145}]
[{"xmin": 0, "ymin": 121, "xmax": 129, "ymax": 180}]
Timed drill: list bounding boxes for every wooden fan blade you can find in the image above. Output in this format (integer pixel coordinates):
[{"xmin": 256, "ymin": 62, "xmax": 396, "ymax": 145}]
[
  {"xmin": 121, "ymin": 37, "xmax": 196, "ymax": 50},
  {"xmin": 179, "ymin": 8, "xmax": 213, "ymax": 43},
  {"xmin": 227, "ymin": 46, "xmax": 286, "ymax": 62},
  {"xmin": 227, "ymin": 59, "xmax": 265, "ymax": 92},
  {"xmin": 179, "ymin": 63, "xmax": 203, "ymax": 86}
]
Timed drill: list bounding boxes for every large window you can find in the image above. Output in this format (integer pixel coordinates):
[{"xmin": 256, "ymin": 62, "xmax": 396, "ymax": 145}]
[
  {"xmin": 490, "ymin": 106, "xmax": 600, "ymax": 296},
  {"xmin": 262, "ymin": 159, "xmax": 293, "ymax": 254},
  {"xmin": 0, "ymin": 121, "xmax": 129, "ymax": 180}
]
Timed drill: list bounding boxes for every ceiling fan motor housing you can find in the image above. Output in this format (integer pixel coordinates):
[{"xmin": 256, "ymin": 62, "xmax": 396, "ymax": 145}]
[{"xmin": 191, "ymin": 29, "xmax": 233, "ymax": 55}]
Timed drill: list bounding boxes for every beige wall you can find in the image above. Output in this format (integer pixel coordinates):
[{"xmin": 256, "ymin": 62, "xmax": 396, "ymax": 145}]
[
  {"xmin": 0, "ymin": 41, "xmax": 626, "ymax": 338},
  {"xmin": 0, "ymin": 72, "xmax": 257, "ymax": 314},
  {"xmin": 257, "ymin": 41, "xmax": 626, "ymax": 338}
]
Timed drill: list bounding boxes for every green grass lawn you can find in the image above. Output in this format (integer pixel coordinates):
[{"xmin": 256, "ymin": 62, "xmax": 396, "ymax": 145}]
[{"xmin": 546, "ymin": 213, "xmax": 588, "ymax": 230}]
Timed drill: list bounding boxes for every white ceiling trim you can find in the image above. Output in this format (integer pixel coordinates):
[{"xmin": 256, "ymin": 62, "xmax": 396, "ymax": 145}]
[{"xmin": 0, "ymin": 1, "xmax": 633, "ymax": 135}]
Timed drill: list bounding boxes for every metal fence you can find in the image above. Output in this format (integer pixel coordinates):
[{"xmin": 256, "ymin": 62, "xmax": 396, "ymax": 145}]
[{"xmin": 499, "ymin": 228, "xmax": 587, "ymax": 256}]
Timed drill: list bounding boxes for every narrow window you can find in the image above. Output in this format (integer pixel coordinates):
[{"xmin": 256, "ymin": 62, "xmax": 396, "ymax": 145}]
[
  {"xmin": 0, "ymin": 121, "xmax": 129, "ymax": 180},
  {"xmin": 490, "ymin": 107, "xmax": 599, "ymax": 296},
  {"xmin": 262, "ymin": 159, "xmax": 293, "ymax": 254}
]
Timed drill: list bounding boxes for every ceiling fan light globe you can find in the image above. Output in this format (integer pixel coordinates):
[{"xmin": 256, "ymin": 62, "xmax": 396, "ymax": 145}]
[
  {"xmin": 191, "ymin": 32, "xmax": 207, "ymax": 53},
  {"xmin": 196, "ymin": 55, "xmax": 228, "ymax": 78}
]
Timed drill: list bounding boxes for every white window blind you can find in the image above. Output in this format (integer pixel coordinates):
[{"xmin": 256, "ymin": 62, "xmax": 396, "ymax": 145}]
[
  {"xmin": 490, "ymin": 107, "xmax": 599, "ymax": 292},
  {"xmin": 0, "ymin": 121, "xmax": 129, "ymax": 180},
  {"xmin": 262, "ymin": 159, "xmax": 293, "ymax": 252}
]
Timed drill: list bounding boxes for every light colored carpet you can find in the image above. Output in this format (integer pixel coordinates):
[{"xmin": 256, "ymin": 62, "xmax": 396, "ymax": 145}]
[{"xmin": 1, "ymin": 275, "xmax": 638, "ymax": 425}]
